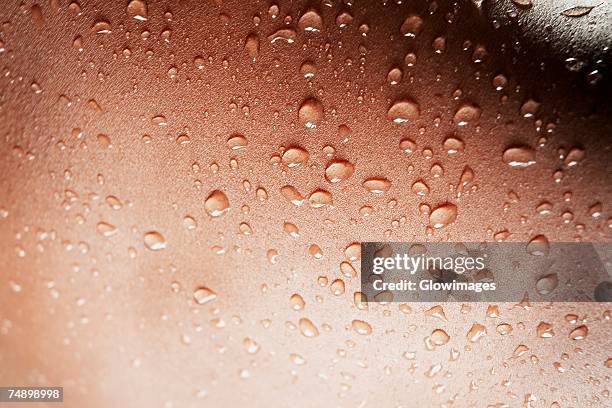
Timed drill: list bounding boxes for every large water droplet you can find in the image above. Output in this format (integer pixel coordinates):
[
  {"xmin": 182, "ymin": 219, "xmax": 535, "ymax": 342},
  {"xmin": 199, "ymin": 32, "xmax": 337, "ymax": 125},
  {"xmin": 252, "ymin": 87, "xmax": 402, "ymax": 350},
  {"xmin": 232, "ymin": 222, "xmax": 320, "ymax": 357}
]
[
  {"xmin": 363, "ymin": 178, "xmax": 391, "ymax": 194},
  {"xmin": 299, "ymin": 98, "xmax": 324, "ymax": 129},
  {"xmin": 282, "ymin": 147, "xmax": 309, "ymax": 167},
  {"xmin": 298, "ymin": 9, "xmax": 323, "ymax": 32},
  {"xmin": 466, "ymin": 323, "xmax": 487, "ymax": 342},
  {"xmin": 536, "ymin": 274, "xmax": 558, "ymax": 294},
  {"xmin": 400, "ymin": 15, "xmax": 423, "ymax": 37},
  {"xmin": 127, "ymin": 0, "xmax": 147, "ymax": 21},
  {"xmin": 430, "ymin": 328, "xmax": 450, "ymax": 346},
  {"xmin": 429, "ymin": 203, "xmax": 458, "ymax": 228},
  {"xmin": 144, "ymin": 231, "xmax": 166, "ymax": 251},
  {"xmin": 325, "ymin": 160, "xmax": 355, "ymax": 183},
  {"xmin": 204, "ymin": 190, "xmax": 230, "ymax": 217},
  {"xmin": 453, "ymin": 104, "xmax": 481, "ymax": 126},
  {"xmin": 92, "ymin": 20, "xmax": 112, "ymax": 34},
  {"xmin": 227, "ymin": 133, "xmax": 248, "ymax": 150},
  {"xmin": 569, "ymin": 325, "xmax": 588, "ymax": 340},
  {"xmin": 351, "ymin": 319, "xmax": 372, "ymax": 335},
  {"xmin": 299, "ymin": 318, "xmax": 319, "ymax": 338},
  {"xmin": 308, "ymin": 190, "xmax": 333, "ymax": 208},
  {"xmin": 387, "ymin": 100, "xmax": 419, "ymax": 124},
  {"xmin": 193, "ymin": 287, "xmax": 216, "ymax": 305},
  {"xmin": 502, "ymin": 146, "xmax": 536, "ymax": 167},
  {"xmin": 527, "ymin": 235, "xmax": 549, "ymax": 256}
]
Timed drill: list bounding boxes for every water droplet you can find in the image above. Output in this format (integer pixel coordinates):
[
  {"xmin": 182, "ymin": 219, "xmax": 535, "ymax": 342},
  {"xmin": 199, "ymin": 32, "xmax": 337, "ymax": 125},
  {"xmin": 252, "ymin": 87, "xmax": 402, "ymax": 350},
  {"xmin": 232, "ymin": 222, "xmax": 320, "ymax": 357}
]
[
  {"xmin": 299, "ymin": 318, "xmax": 319, "ymax": 338},
  {"xmin": 298, "ymin": 9, "xmax": 323, "ymax": 32},
  {"xmin": 227, "ymin": 134, "xmax": 248, "ymax": 150},
  {"xmin": 503, "ymin": 146, "xmax": 536, "ymax": 167},
  {"xmin": 308, "ymin": 244, "xmax": 323, "ymax": 259},
  {"xmin": 96, "ymin": 221, "xmax": 117, "ymax": 237},
  {"xmin": 351, "ymin": 319, "xmax": 372, "ymax": 335},
  {"xmin": 430, "ymin": 328, "xmax": 450, "ymax": 346},
  {"xmin": 453, "ymin": 104, "xmax": 481, "ymax": 126},
  {"xmin": 466, "ymin": 323, "xmax": 487, "ymax": 342},
  {"xmin": 387, "ymin": 99, "xmax": 419, "ymax": 124},
  {"xmin": 520, "ymin": 99, "xmax": 540, "ymax": 118},
  {"xmin": 399, "ymin": 138, "xmax": 416, "ymax": 155},
  {"xmin": 387, "ymin": 67, "xmax": 403, "ymax": 85},
  {"xmin": 432, "ymin": 36, "xmax": 446, "ymax": 53},
  {"xmin": 300, "ymin": 61, "xmax": 317, "ymax": 78},
  {"xmin": 281, "ymin": 185, "xmax": 304, "ymax": 206},
  {"xmin": 429, "ymin": 203, "xmax": 458, "ymax": 229},
  {"xmin": 536, "ymin": 274, "xmax": 558, "ymax": 294},
  {"xmin": 268, "ymin": 28, "xmax": 296, "ymax": 44},
  {"xmin": 325, "ymin": 160, "xmax": 355, "ymax": 183},
  {"xmin": 513, "ymin": 344, "xmax": 529, "ymax": 357},
  {"xmin": 569, "ymin": 325, "xmax": 588, "ymax": 340},
  {"xmin": 298, "ymin": 98, "xmax": 324, "ymax": 129},
  {"xmin": 496, "ymin": 323, "xmax": 513, "ymax": 335},
  {"xmin": 492, "ymin": 74, "xmax": 508, "ymax": 90},
  {"xmin": 527, "ymin": 235, "xmax": 549, "ymax": 256},
  {"xmin": 308, "ymin": 190, "xmax": 333, "ymax": 208},
  {"xmin": 400, "ymin": 15, "xmax": 423, "ymax": 37},
  {"xmin": 92, "ymin": 20, "xmax": 112, "ymax": 34},
  {"xmin": 344, "ymin": 243, "xmax": 361, "ymax": 261},
  {"xmin": 362, "ymin": 178, "xmax": 391, "ymax": 194},
  {"xmin": 290, "ymin": 293, "xmax": 305, "ymax": 310},
  {"xmin": 282, "ymin": 147, "xmax": 309, "ymax": 167},
  {"xmin": 183, "ymin": 216, "xmax": 197, "ymax": 230},
  {"xmin": 536, "ymin": 321, "xmax": 555, "ymax": 338},
  {"xmin": 336, "ymin": 11, "xmax": 353, "ymax": 28},
  {"xmin": 144, "ymin": 231, "xmax": 166, "ymax": 251},
  {"xmin": 425, "ymin": 305, "xmax": 447, "ymax": 321},
  {"xmin": 443, "ymin": 136, "xmax": 465, "ymax": 154},
  {"xmin": 564, "ymin": 147, "xmax": 585, "ymax": 167},
  {"xmin": 243, "ymin": 337, "xmax": 260, "ymax": 354},
  {"xmin": 340, "ymin": 262, "xmax": 356, "ymax": 278},
  {"xmin": 267, "ymin": 249, "xmax": 279, "ymax": 264},
  {"xmin": 283, "ymin": 222, "xmax": 300, "ymax": 237},
  {"xmin": 193, "ymin": 287, "xmax": 216, "ymax": 305},
  {"xmin": 330, "ymin": 279, "xmax": 345, "ymax": 295},
  {"xmin": 204, "ymin": 190, "xmax": 230, "ymax": 217},
  {"xmin": 127, "ymin": 0, "xmax": 147, "ymax": 21},
  {"xmin": 411, "ymin": 180, "xmax": 430, "ymax": 196}
]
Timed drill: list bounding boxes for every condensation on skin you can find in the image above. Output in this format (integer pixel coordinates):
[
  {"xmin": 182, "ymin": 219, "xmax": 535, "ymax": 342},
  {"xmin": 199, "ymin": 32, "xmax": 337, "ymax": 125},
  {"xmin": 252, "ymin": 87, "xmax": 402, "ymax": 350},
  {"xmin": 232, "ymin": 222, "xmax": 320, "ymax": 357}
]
[{"xmin": 1, "ymin": 0, "xmax": 611, "ymax": 407}]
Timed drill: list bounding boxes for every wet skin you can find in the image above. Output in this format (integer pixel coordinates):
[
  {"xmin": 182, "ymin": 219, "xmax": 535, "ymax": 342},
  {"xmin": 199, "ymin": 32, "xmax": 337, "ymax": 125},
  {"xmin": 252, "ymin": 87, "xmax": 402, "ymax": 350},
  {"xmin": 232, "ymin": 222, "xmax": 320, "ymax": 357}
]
[{"xmin": 0, "ymin": 1, "xmax": 611, "ymax": 407}]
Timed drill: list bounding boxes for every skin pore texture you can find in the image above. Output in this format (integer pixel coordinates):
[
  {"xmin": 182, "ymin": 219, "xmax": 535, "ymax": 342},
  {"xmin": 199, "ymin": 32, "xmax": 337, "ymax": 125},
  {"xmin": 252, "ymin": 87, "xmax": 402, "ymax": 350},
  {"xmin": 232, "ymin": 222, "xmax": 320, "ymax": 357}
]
[{"xmin": 0, "ymin": 0, "xmax": 611, "ymax": 407}]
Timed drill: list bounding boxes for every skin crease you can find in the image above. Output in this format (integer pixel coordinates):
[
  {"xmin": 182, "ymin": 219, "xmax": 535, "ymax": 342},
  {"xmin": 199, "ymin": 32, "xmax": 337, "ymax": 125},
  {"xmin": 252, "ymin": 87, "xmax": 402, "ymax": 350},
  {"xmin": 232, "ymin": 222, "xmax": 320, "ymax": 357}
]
[{"xmin": 0, "ymin": 0, "xmax": 611, "ymax": 407}]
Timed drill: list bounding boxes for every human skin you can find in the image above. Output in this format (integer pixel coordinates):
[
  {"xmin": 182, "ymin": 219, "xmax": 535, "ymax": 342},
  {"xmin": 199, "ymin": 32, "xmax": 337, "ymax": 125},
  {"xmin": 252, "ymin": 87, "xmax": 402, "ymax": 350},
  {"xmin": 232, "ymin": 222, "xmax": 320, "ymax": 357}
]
[{"xmin": 0, "ymin": 0, "xmax": 610, "ymax": 407}]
